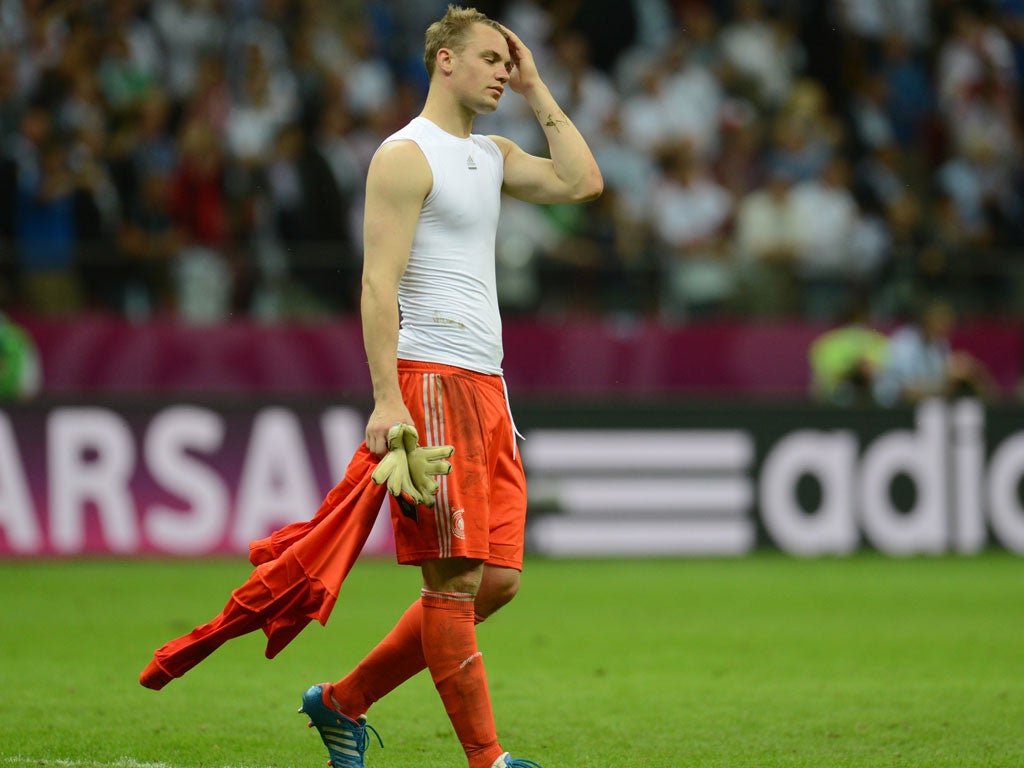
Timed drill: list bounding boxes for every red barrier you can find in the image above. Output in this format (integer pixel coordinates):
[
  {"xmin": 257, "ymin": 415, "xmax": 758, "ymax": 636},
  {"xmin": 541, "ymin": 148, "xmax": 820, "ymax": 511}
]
[{"xmin": 16, "ymin": 314, "xmax": 1023, "ymax": 397}]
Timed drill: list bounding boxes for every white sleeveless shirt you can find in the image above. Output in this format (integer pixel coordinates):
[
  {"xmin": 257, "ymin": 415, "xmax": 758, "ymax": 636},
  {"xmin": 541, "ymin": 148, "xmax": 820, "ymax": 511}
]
[{"xmin": 381, "ymin": 116, "xmax": 505, "ymax": 375}]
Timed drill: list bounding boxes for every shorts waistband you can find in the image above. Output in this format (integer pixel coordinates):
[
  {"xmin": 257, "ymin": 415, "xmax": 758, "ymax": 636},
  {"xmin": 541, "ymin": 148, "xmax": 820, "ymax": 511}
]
[
  {"xmin": 398, "ymin": 358, "xmax": 523, "ymax": 458},
  {"xmin": 397, "ymin": 359, "xmax": 505, "ymax": 393}
]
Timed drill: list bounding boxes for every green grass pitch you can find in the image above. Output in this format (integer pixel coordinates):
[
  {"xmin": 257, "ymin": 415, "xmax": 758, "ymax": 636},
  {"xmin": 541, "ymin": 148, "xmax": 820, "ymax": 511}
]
[{"xmin": 1, "ymin": 554, "xmax": 1022, "ymax": 767}]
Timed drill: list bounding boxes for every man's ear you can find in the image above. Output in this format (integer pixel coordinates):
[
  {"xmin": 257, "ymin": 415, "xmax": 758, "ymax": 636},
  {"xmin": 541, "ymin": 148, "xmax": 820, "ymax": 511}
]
[{"xmin": 436, "ymin": 47, "xmax": 455, "ymax": 75}]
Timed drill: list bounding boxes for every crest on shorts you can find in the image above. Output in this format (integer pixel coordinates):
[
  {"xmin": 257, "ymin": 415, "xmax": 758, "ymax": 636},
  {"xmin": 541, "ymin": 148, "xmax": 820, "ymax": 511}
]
[{"xmin": 452, "ymin": 509, "xmax": 466, "ymax": 539}]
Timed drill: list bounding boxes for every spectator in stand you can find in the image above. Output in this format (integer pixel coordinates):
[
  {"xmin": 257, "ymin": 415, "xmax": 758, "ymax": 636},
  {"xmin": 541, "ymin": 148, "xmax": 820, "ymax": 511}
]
[
  {"xmin": 877, "ymin": 34, "xmax": 937, "ymax": 154},
  {"xmin": 945, "ymin": 70, "xmax": 1022, "ymax": 243},
  {"xmin": 151, "ymin": 0, "xmax": 227, "ymax": 103},
  {"xmin": 846, "ymin": 71, "xmax": 896, "ymax": 155},
  {"xmin": 545, "ymin": 30, "xmax": 618, "ymax": 142},
  {"xmin": 102, "ymin": 90, "xmax": 177, "ymax": 262},
  {"xmin": 133, "ymin": 91, "xmax": 179, "ymax": 181},
  {"xmin": 660, "ymin": 35, "xmax": 723, "ymax": 160},
  {"xmin": 224, "ymin": 43, "xmax": 298, "ymax": 172},
  {"xmin": 650, "ymin": 139, "xmax": 735, "ymax": 320},
  {"xmin": 0, "ymin": 98, "xmax": 51, "ymax": 299},
  {"xmin": 617, "ymin": 61, "xmax": 674, "ymax": 155},
  {"xmin": 13, "ymin": 137, "xmax": 82, "ymax": 315},
  {"xmin": 223, "ymin": 0, "xmax": 292, "ymax": 98},
  {"xmin": 105, "ymin": 0, "xmax": 164, "ymax": 82},
  {"xmin": 117, "ymin": 167, "xmax": 183, "ymax": 317},
  {"xmin": 766, "ymin": 78, "xmax": 842, "ymax": 183},
  {"xmin": 936, "ymin": 143, "xmax": 995, "ymax": 248},
  {"xmin": 69, "ymin": 118, "xmax": 122, "ymax": 311},
  {"xmin": 314, "ymin": 98, "xmax": 366, "ymax": 228},
  {"xmin": 714, "ymin": 102, "xmax": 768, "ymax": 199},
  {"xmin": 169, "ymin": 117, "xmax": 232, "ymax": 322},
  {"xmin": 96, "ymin": 26, "xmax": 157, "ymax": 119},
  {"xmin": 589, "ymin": 109, "xmax": 657, "ymax": 248},
  {"xmin": 580, "ymin": 186, "xmax": 657, "ymax": 317},
  {"xmin": 789, "ymin": 154, "xmax": 866, "ymax": 319},
  {"xmin": 874, "ymin": 298, "xmax": 994, "ymax": 406},
  {"xmin": 183, "ymin": 54, "xmax": 232, "ymax": 134},
  {"xmin": 57, "ymin": 69, "xmax": 106, "ymax": 141},
  {"xmin": 265, "ymin": 121, "xmax": 353, "ymax": 314},
  {"xmin": 718, "ymin": 0, "xmax": 804, "ymax": 111},
  {"xmin": 734, "ymin": 164, "xmax": 800, "ymax": 317},
  {"xmin": 16, "ymin": 5, "xmax": 66, "ymax": 99},
  {"xmin": 286, "ymin": 21, "xmax": 334, "ymax": 120},
  {"xmin": 338, "ymin": 16, "xmax": 397, "ymax": 121},
  {"xmin": 936, "ymin": 4, "xmax": 1018, "ymax": 119}
]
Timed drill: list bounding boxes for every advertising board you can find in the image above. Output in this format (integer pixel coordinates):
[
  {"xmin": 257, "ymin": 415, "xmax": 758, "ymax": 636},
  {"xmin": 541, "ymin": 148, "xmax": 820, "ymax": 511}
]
[{"xmin": 1, "ymin": 399, "xmax": 1021, "ymax": 557}]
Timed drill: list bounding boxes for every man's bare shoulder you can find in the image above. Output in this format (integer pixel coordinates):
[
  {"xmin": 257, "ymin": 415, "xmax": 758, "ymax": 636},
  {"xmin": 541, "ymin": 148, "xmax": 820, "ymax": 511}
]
[
  {"xmin": 485, "ymin": 134, "xmax": 516, "ymax": 158},
  {"xmin": 369, "ymin": 139, "xmax": 432, "ymax": 196},
  {"xmin": 371, "ymin": 139, "xmax": 431, "ymax": 172}
]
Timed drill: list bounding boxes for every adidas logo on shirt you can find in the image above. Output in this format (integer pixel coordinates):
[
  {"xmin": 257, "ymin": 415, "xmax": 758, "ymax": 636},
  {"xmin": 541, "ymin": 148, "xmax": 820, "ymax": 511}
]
[{"xmin": 466, "ymin": 154, "xmax": 477, "ymax": 170}]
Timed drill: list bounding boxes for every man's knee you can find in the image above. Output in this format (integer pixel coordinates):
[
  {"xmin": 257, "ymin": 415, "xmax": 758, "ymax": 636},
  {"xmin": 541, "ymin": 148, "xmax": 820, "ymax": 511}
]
[
  {"xmin": 475, "ymin": 566, "xmax": 520, "ymax": 621},
  {"xmin": 422, "ymin": 557, "xmax": 485, "ymax": 595}
]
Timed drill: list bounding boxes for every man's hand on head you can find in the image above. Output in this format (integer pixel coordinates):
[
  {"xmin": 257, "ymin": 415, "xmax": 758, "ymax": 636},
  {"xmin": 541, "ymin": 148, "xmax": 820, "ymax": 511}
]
[{"xmin": 499, "ymin": 24, "xmax": 541, "ymax": 93}]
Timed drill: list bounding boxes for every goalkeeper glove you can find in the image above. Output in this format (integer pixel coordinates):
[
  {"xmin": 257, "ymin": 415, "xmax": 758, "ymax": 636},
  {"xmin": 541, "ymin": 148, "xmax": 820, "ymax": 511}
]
[
  {"xmin": 408, "ymin": 443, "xmax": 454, "ymax": 505},
  {"xmin": 393, "ymin": 420, "xmax": 454, "ymax": 506},
  {"xmin": 371, "ymin": 423, "xmax": 424, "ymax": 513}
]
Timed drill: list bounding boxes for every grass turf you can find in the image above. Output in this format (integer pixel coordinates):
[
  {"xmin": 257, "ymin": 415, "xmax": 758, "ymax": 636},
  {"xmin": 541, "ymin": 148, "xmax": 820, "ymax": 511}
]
[{"xmin": 0, "ymin": 554, "xmax": 1021, "ymax": 768}]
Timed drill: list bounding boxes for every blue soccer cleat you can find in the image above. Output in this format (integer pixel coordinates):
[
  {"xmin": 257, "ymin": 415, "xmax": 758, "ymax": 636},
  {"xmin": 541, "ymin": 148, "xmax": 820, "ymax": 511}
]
[
  {"xmin": 491, "ymin": 752, "xmax": 544, "ymax": 768},
  {"xmin": 299, "ymin": 684, "xmax": 382, "ymax": 768}
]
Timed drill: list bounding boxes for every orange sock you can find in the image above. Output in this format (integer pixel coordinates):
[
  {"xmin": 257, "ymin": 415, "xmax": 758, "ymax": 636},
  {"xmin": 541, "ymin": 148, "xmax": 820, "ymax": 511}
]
[
  {"xmin": 330, "ymin": 600, "xmax": 426, "ymax": 718},
  {"xmin": 421, "ymin": 589, "xmax": 503, "ymax": 768},
  {"xmin": 330, "ymin": 597, "xmax": 493, "ymax": 719}
]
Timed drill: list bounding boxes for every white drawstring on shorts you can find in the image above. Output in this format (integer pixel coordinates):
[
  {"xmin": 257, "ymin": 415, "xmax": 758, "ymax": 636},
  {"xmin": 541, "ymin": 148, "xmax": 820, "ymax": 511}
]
[{"xmin": 501, "ymin": 376, "xmax": 525, "ymax": 460}]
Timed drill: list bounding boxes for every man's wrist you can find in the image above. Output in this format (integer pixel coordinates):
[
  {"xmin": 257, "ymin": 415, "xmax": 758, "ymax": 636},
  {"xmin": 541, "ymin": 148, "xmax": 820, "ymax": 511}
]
[
  {"xmin": 521, "ymin": 79, "xmax": 551, "ymax": 105},
  {"xmin": 374, "ymin": 399, "xmax": 405, "ymax": 412}
]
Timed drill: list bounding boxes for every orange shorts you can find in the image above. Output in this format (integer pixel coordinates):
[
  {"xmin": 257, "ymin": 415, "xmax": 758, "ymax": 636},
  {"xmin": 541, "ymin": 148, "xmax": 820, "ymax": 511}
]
[{"xmin": 389, "ymin": 359, "xmax": 527, "ymax": 570}]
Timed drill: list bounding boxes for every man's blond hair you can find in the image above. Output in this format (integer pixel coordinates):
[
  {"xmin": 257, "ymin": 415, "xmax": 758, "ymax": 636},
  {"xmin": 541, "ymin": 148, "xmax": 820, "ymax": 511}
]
[{"xmin": 424, "ymin": 5, "xmax": 505, "ymax": 78}]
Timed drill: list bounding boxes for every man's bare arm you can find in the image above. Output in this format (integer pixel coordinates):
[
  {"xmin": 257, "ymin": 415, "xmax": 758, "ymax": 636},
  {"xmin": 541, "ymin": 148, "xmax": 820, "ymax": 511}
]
[
  {"xmin": 490, "ymin": 25, "xmax": 603, "ymax": 205},
  {"xmin": 361, "ymin": 140, "xmax": 432, "ymax": 455}
]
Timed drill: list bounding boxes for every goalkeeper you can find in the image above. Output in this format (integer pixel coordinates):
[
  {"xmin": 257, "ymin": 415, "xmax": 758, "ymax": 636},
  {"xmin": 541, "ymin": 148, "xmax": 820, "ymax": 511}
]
[{"xmin": 298, "ymin": 7, "xmax": 602, "ymax": 768}]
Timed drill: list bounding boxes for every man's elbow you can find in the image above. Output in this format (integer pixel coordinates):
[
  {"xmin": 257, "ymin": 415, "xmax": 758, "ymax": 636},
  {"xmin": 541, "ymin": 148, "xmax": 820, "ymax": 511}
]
[
  {"xmin": 360, "ymin": 270, "xmax": 399, "ymax": 308},
  {"xmin": 572, "ymin": 168, "xmax": 604, "ymax": 203}
]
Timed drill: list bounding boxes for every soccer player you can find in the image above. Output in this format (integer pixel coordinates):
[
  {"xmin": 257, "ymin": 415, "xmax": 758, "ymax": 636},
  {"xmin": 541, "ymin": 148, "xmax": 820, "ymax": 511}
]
[{"xmin": 298, "ymin": 5, "xmax": 602, "ymax": 768}]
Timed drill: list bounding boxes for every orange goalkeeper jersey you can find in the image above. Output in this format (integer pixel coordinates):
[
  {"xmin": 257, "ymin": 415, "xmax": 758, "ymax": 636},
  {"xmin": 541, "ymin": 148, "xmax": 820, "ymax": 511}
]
[{"xmin": 140, "ymin": 445, "xmax": 386, "ymax": 690}]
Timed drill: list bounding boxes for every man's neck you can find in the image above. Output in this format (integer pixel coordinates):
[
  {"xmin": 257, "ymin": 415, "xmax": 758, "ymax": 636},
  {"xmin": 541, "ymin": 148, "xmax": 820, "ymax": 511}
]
[{"xmin": 420, "ymin": 89, "xmax": 476, "ymax": 138}]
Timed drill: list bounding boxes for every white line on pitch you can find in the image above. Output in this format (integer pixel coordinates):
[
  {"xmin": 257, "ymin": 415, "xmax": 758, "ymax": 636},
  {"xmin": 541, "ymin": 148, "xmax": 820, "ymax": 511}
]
[
  {"xmin": 1, "ymin": 759, "xmax": 170, "ymax": 768},
  {"xmin": 0, "ymin": 757, "xmax": 276, "ymax": 768}
]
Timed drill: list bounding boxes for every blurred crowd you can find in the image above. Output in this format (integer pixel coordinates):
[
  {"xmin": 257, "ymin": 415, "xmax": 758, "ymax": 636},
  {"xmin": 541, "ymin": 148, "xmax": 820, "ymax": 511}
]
[{"xmin": 0, "ymin": 0, "xmax": 1022, "ymax": 325}]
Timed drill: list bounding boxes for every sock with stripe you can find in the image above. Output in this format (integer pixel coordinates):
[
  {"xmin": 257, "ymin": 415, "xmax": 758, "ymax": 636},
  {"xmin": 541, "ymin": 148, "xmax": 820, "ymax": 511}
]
[
  {"xmin": 329, "ymin": 595, "xmax": 492, "ymax": 719},
  {"xmin": 421, "ymin": 589, "xmax": 503, "ymax": 768},
  {"xmin": 328, "ymin": 599, "xmax": 427, "ymax": 718}
]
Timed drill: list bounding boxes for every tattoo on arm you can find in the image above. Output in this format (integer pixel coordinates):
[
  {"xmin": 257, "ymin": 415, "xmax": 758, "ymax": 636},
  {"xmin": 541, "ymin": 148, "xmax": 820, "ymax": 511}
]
[{"xmin": 541, "ymin": 111, "xmax": 569, "ymax": 133}]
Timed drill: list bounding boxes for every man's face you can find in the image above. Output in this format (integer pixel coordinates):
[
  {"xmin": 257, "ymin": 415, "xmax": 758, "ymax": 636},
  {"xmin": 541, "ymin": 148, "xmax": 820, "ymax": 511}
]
[{"xmin": 450, "ymin": 23, "xmax": 512, "ymax": 114}]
